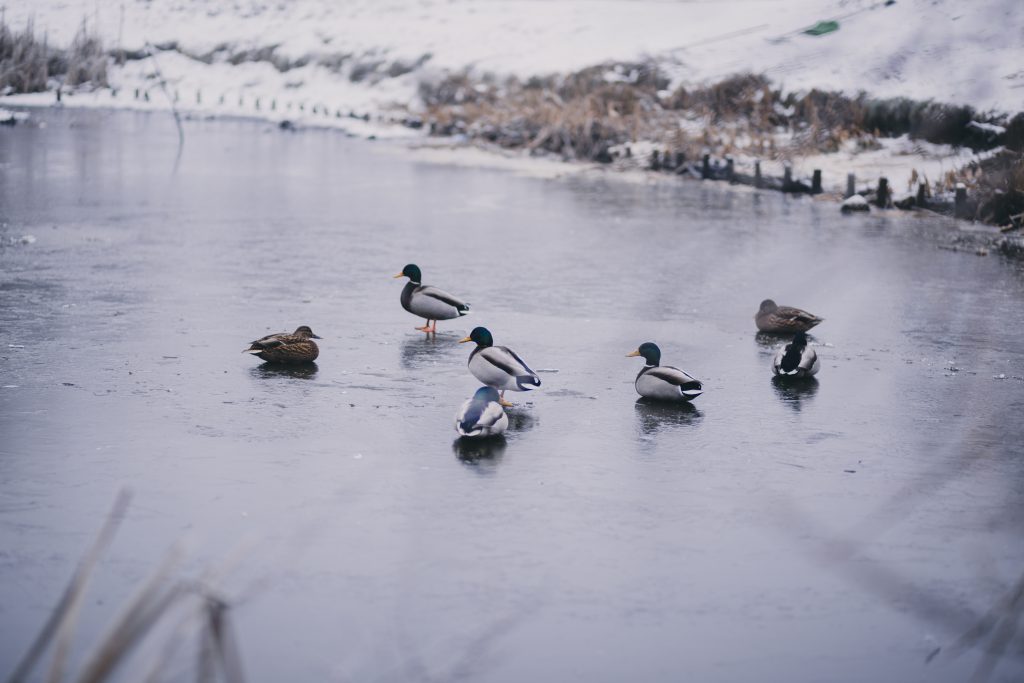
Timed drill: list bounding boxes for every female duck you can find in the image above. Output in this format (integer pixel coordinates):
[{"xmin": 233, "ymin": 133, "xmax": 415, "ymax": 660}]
[
  {"xmin": 772, "ymin": 331, "xmax": 820, "ymax": 378},
  {"xmin": 455, "ymin": 386, "xmax": 509, "ymax": 438},
  {"xmin": 394, "ymin": 264, "xmax": 470, "ymax": 334},
  {"xmin": 244, "ymin": 325, "xmax": 321, "ymax": 364},
  {"xmin": 627, "ymin": 342, "xmax": 703, "ymax": 402},
  {"xmin": 755, "ymin": 299, "xmax": 823, "ymax": 334},
  {"xmin": 459, "ymin": 326, "xmax": 541, "ymax": 401}
]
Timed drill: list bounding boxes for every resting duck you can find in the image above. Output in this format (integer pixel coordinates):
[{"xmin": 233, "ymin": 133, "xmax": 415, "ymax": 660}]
[
  {"xmin": 244, "ymin": 325, "xmax": 321, "ymax": 364},
  {"xmin": 755, "ymin": 299, "xmax": 823, "ymax": 333},
  {"xmin": 459, "ymin": 326, "xmax": 540, "ymax": 402},
  {"xmin": 627, "ymin": 342, "xmax": 703, "ymax": 402},
  {"xmin": 455, "ymin": 386, "xmax": 509, "ymax": 438},
  {"xmin": 394, "ymin": 264, "xmax": 469, "ymax": 334},
  {"xmin": 772, "ymin": 331, "xmax": 820, "ymax": 378}
]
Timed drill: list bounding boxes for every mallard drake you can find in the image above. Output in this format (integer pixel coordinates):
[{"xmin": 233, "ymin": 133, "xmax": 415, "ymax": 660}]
[
  {"xmin": 393, "ymin": 264, "xmax": 469, "ymax": 334},
  {"xmin": 772, "ymin": 331, "xmax": 820, "ymax": 378},
  {"xmin": 755, "ymin": 299, "xmax": 823, "ymax": 333},
  {"xmin": 459, "ymin": 326, "xmax": 540, "ymax": 402},
  {"xmin": 243, "ymin": 325, "xmax": 321, "ymax": 364},
  {"xmin": 455, "ymin": 386, "xmax": 509, "ymax": 438},
  {"xmin": 627, "ymin": 342, "xmax": 703, "ymax": 402}
]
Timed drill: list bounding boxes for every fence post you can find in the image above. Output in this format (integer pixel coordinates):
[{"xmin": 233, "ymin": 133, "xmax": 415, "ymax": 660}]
[
  {"xmin": 876, "ymin": 177, "xmax": 891, "ymax": 208},
  {"xmin": 845, "ymin": 173, "xmax": 856, "ymax": 198},
  {"xmin": 916, "ymin": 182, "xmax": 927, "ymax": 207},
  {"xmin": 725, "ymin": 156, "xmax": 735, "ymax": 182},
  {"xmin": 783, "ymin": 164, "xmax": 793, "ymax": 191},
  {"xmin": 954, "ymin": 183, "xmax": 968, "ymax": 218},
  {"xmin": 701, "ymin": 154, "xmax": 711, "ymax": 179},
  {"xmin": 811, "ymin": 169, "xmax": 822, "ymax": 194},
  {"xmin": 650, "ymin": 150, "xmax": 662, "ymax": 171},
  {"xmin": 754, "ymin": 160, "xmax": 762, "ymax": 188}
]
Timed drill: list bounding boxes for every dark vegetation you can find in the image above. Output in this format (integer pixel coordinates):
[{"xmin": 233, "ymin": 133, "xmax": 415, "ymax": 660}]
[{"xmin": 0, "ymin": 17, "xmax": 107, "ymax": 93}]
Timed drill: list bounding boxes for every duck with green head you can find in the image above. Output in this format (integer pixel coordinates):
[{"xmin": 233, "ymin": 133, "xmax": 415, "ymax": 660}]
[
  {"xmin": 772, "ymin": 331, "xmax": 820, "ymax": 378},
  {"xmin": 244, "ymin": 325, "xmax": 322, "ymax": 364},
  {"xmin": 627, "ymin": 342, "xmax": 703, "ymax": 402},
  {"xmin": 459, "ymin": 326, "xmax": 540, "ymax": 404},
  {"xmin": 455, "ymin": 386, "xmax": 509, "ymax": 438},
  {"xmin": 393, "ymin": 263, "xmax": 470, "ymax": 334}
]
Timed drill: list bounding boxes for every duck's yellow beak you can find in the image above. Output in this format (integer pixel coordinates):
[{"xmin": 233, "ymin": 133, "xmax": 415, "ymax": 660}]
[
  {"xmin": 626, "ymin": 350, "xmax": 641, "ymax": 357},
  {"xmin": 499, "ymin": 399, "xmax": 514, "ymax": 407},
  {"xmin": 458, "ymin": 336, "xmax": 472, "ymax": 343},
  {"xmin": 392, "ymin": 272, "xmax": 405, "ymax": 279}
]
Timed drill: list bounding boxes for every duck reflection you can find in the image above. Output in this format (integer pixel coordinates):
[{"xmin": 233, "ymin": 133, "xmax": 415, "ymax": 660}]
[
  {"xmin": 400, "ymin": 334, "xmax": 457, "ymax": 370},
  {"xmin": 453, "ymin": 436, "xmax": 507, "ymax": 473},
  {"xmin": 504, "ymin": 407, "xmax": 538, "ymax": 433},
  {"xmin": 250, "ymin": 362, "xmax": 318, "ymax": 380},
  {"xmin": 771, "ymin": 375, "xmax": 819, "ymax": 411},
  {"xmin": 634, "ymin": 398, "xmax": 703, "ymax": 436}
]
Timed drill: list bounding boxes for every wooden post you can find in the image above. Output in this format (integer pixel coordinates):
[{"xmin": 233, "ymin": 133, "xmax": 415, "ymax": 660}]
[
  {"xmin": 811, "ymin": 169, "xmax": 822, "ymax": 194},
  {"xmin": 624, "ymin": 146, "xmax": 631, "ymax": 158},
  {"xmin": 674, "ymin": 151, "xmax": 685, "ymax": 169},
  {"xmin": 56, "ymin": 88, "xmax": 61, "ymax": 103},
  {"xmin": 845, "ymin": 173, "xmax": 856, "ymax": 198},
  {"xmin": 134, "ymin": 88, "xmax": 140, "ymax": 99},
  {"xmin": 144, "ymin": 91, "xmax": 150, "ymax": 102},
  {"xmin": 783, "ymin": 164, "xmax": 793, "ymax": 191},
  {"xmin": 701, "ymin": 154, "xmax": 711, "ymax": 179},
  {"xmin": 876, "ymin": 177, "xmax": 890, "ymax": 208},
  {"xmin": 754, "ymin": 160, "xmax": 762, "ymax": 188},
  {"xmin": 725, "ymin": 156, "xmax": 735, "ymax": 182},
  {"xmin": 916, "ymin": 182, "xmax": 927, "ymax": 207},
  {"xmin": 954, "ymin": 183, "xmax": 968, "ymax": 218},
  {"xmin": 650, "ymin": 150, "xmax": 662, "ymax": 171}
]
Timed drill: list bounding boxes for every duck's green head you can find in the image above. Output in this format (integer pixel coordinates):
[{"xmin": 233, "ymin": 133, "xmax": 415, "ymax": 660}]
[
  {"xmin": 293, "ymin": 325, "xmax": 322, "ymax": 339},
  {"xmin": 627, "ymin": 342, "xmax": 661, "ymax": 366},
  {"xmin": 393, "ymin": 263, "xmax": 422, "ymax": 283},
  {"xmin": 459, "ymin": 326, "xmax": 493, "ymax": 347},
  {"xmin": 473, "ymin": 386, "xmax": 501, "ymax": 403}
]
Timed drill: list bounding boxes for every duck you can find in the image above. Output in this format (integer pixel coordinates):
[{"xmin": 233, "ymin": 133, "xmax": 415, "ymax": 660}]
[
  {"xmin": 755, "ymin": 299, "xmax": 823, "ymax": 333},
  {"xmin": 627, "ymin": 342, "xmax": 703, "ymax": 402},
  {"xmin": 455, "ymin": 386, "xmax": 509, "ymax": 438},
  {"xmin": 394, "ymin": 264, "xmax": 470, "ymax": 334},
  {"xmin": 459, "ymin": 326, "xmax": 540, "ymax": 402},
  {"xmin": 244, "ymin": 325, "xmax": 321, "ymax": 364},
  {"xmin": 772, "ymin": 331, "xmax": 820, "ymax": 378}
]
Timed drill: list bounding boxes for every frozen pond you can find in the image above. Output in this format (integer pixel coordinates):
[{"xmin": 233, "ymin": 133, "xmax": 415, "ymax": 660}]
[{"xmin": 1, "ymin": 109, "xmax": 1023, "ymax": 681}]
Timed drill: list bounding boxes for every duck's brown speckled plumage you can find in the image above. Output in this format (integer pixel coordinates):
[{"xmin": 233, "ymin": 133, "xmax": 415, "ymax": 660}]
[
  {"xmin": 755, "ymin": 299, "xmax": 823, "ymax": 333},
  {"xmin": 244, "ymin": 325, "xmax": 321, "ymax": 364}
]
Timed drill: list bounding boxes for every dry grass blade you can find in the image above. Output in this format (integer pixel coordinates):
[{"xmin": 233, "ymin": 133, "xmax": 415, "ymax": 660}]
[
  {"xmin": 5, "ymin": 489, "xmax": 132, "ymax": 683},
  {"xmin": 205, "ymin": 597, "xmax": 247, "ymax": 683},
  {"xmin": 74, "ymin": 540, "xmax": 187, "ymax": 683}
]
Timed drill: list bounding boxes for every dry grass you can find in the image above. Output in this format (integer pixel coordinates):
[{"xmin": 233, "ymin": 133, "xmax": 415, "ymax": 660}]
[{"xmin": 0, "ymin": 16, "xmax": 107, "ymax": 93}]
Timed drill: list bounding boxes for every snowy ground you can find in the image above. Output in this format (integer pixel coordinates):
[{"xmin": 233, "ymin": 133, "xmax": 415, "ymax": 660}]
[{"xmin": 4, "ymin": 0, "xmax": 1022, "ymax": 192}]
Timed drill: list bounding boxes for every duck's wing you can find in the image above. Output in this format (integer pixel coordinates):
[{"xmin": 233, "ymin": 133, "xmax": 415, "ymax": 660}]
[
  {"xmin": 482, "ymin": 346, "xmax": 541, "ymax": 389},
  {"xmin": 417, "ymin": 286, "xmax": 470, "ymax": 312},
  {"xmin": 777, "ymin": 306, "xmax": 823, "ymax": 328},
  {"xmin": 456, "ymin": 398, "xmax": 504, "ymax": 433},
  {"xmin": 647, "ymin": 366, "xmax": 703, "ymax": 391},
  {"xmin": 246, "ymin": 331, "xmax": 289, "ymax": 351},
  {"xmin": 799, "ymin": 347, "xmax": 820, "ymax": 373}
]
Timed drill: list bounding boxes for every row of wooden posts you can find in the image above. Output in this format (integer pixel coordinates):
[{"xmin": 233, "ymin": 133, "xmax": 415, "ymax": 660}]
[{"xmin": 648, "ymin": 149, "xmax": 974, "ymax": 218}]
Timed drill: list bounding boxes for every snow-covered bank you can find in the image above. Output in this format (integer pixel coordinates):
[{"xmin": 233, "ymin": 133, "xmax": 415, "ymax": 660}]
[{"xmin": 8, "ymin": 0, "xmax": 1023, "ymax": 112}]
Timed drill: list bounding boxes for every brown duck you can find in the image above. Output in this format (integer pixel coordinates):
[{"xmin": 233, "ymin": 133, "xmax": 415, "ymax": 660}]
[
  {"xmin": 755, "ymin": 300, "xmax": 823, "ymax": 333},
  {"xmin": 244, "ymin": 325, "xmax": 321, "ymax": 364}
]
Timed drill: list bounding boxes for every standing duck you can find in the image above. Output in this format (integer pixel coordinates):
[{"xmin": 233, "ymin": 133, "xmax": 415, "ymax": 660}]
[
  {"xmin": 772, "ymin": 331, "xmax": 820, "ymax": 378},
  {"xmin": 394, "ymin": 264, "xmax": 470, "ymax": 334},
  {"xmin": 627, "ymin": 342, "xmax": 703, "ymax": 402},
  {"xmin": 455, "ymin": 386, "xmax": 509, "ymax": 438},
  {"xmin": 755, "ymin": 299, "xmax": 823, "ymax": 333},
  {"xmin": 244, "ymin": 325, "xmax": 321, "ymax": 364},
  {"xmin": 459, "ymin": 326, "xmax": 540, "ymax": 402}
]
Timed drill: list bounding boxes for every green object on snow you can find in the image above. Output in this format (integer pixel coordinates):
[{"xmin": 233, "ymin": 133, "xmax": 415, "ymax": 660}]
[{"xmin": 804, "ymin": 20, "xmax": 840, "ymax": 36}]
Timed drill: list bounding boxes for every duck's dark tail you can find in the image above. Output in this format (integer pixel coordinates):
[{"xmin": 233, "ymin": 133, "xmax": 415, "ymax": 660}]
[{"xmin": 516, "ymin": 374, "xmax": 541, "ymax": 391}]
